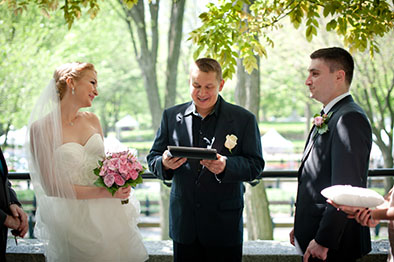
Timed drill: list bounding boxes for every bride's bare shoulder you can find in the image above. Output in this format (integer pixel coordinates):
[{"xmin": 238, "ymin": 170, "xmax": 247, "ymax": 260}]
[
  {"xmin": 79, "ymin": 111, "xmax": 99, "ymax": 121},
  {"xmin": 79, "ymin": 111, "xmax": 101, "ymax": 129}
]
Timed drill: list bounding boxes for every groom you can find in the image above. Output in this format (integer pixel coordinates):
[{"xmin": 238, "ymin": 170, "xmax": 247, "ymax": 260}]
[
  {"xmin": 147, "ymin": 58, "xmax": 265, "ymax": 262},
  {"xmin": 0, "ymin": 147, "xmax": 28, "ymax": 261},
  {"xmin": 290, "ymin": 47, "xmax": 372, "ymax": 261}
]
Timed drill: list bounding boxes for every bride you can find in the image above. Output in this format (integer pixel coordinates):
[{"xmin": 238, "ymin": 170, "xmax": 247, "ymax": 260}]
[{"xmin": 26, "ymin": 62, "xmax": 148, "ymax": 262}]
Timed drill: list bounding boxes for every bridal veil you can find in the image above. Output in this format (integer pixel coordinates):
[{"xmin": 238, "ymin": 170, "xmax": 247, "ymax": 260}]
[{"xmin": 26, "ymin": 77, "xmax": 77, "ymax": 258}]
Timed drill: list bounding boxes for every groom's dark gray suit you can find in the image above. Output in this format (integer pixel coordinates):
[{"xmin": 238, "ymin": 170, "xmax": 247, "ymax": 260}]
[
  {"xmin": 147, "ymin": 96, "xmax": 265, "ymax": 246},
  {"xmin": 294, "ymin": 95, "xmax": 372, "ymax": 260},
  {"xmin": 0, "ymin": 147, "xmax": 21, "ymax": 260}
]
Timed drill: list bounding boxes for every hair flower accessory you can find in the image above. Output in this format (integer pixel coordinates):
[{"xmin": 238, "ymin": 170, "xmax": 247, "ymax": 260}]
[
  {"xmin": 313, "ymin": 112, "xmax": 333, "ymax": 135},
  {"xmin": 224, "ymin": 134, "xmax": 237, "ymax": 153}
]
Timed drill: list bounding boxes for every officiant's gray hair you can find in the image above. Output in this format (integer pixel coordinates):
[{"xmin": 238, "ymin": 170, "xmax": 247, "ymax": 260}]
[
  {"xmin": 54, "ymin": 62, "xmax": 96, "ymax": 100},
  {"xmin": 310, "ymin": 47, "xmax": 354, "ymax": 86},
  {"xmin": 192, "ymin": 58, "xmax": 223, "ymax": 83}
]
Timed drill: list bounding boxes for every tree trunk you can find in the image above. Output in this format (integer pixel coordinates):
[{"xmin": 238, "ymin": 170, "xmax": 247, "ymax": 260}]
[
  {"xmin": 120, "ymin": 0, "xmax": 162, "ymax": 130},
  {"xmin": 235, "ymin": 57, "xmax": 246, "ymax": 107},
  {"xmin": 164, "ymin": 0, "xmax": 186, "ymax": 109},
  {"xmin": 159, "ymin": 183, "xmax": 171, "ymax": 240},
  {"xmin": 246, "ymin": 56, "xmax": 260, "ymax": 120},
  {"xmin": 159, "ymin": 0, "xmax": 186, "ymax": 238},
  {"xmin": 382, "ymin": 146, "xmax": 394, "ymax": 192},
  {"xmin": 245, "ymin": 182, "xmax": 273, "ymax": 240},
  {"xmin": 118, "ymin": 0, "xmax": 187, "ymax": 238},
  {"xmin": 236, "ymin": 52, "xmax": 272, "ymax": 239}
]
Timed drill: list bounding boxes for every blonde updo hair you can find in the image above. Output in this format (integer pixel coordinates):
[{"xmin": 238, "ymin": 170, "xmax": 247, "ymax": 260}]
[{"xmin": 53, "ymin": 62, "xmax": 96, "ymax": 100}]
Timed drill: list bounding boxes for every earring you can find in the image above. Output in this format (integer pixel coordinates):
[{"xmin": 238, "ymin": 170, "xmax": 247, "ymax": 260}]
[{"xmin": 72, "ymin": 88, "xmax": 75, "ymax": 95}]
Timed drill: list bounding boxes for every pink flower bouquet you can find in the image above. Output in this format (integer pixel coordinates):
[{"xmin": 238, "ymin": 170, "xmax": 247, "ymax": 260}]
[{"xmin": 94, "ymin": 150, "xmax": 144, "ymax": 204}]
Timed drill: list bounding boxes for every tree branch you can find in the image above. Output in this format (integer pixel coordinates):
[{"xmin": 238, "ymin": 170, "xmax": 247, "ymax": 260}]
[
  {"xmin": 149, "ymin": 0, "xmax": 159, "ymax": 64},
  {"xmin": 117, "ymin": 0, "xmax": 139, "ymax": 57}
]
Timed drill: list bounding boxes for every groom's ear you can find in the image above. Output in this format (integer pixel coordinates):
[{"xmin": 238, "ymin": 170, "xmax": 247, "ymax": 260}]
[{"xmin": 335, "ymin": 70, "xmax": 346, "ymax": 83}]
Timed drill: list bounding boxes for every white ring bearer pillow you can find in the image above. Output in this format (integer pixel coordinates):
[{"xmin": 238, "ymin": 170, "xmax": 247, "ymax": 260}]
[{"xmin": 321, "ymin": 185, "xmax": 385, "ymax": 208}]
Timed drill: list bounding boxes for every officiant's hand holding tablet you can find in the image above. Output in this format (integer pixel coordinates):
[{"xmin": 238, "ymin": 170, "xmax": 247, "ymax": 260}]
[
  {"xmin": 164, "ymin": 146, "xmax": 226, "ymax": 175},
  {"xmin": 162, "ymin": 149, "xmax": 187, "ymax": 171},
  {"xmin": 167, "ymin": 146, "xmax": 218, "ymax": 160}
]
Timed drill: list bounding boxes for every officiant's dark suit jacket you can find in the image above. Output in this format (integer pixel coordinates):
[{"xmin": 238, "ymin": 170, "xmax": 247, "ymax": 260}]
[
  {"xmin": 294, "ymin": 95, "xmax": 372, "ymax": 260},
  {"xmin": 147, "ymin": 96, "xmax": 265, "ymax": 246},
  {"xmin": 0, "ymin": 147, "xmax": 21, "ymax": 259}
]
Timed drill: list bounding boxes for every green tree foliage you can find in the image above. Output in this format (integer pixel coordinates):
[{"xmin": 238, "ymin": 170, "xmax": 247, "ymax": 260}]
[
  {"xmin": 0, "ymin": 6, "xmax": 67, "ymax": 141},
  {"xmin": 353, "ymin": 32, "xmax": 394, "ymax": 169},
  {"xmin": 1, "ymin": 0, "xmax": 101, "ymax": 28},
  {"xmin": 0, "ymin": 2, "xmax": 148, "ymax": 140},
  {"xmin": 189, "ymin": 0, "xmax": 394, "ymax": 79}
]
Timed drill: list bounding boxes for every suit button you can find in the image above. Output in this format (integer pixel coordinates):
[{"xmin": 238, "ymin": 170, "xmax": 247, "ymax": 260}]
[
  {"xmin": 195, "ymin": 181, "xmax": 200, "ymax": 186},
  {"xmin": 196, "ymin": 203, "xmax": 201, "ymax": 208}
]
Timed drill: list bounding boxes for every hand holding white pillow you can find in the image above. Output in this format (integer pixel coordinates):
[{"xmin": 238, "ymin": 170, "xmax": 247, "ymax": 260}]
[{"xmin": 321, "ymin": 185, "xmax": 384, "ymax": 208}]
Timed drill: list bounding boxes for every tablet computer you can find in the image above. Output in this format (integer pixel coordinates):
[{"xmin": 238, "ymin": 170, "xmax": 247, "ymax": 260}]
[{"xmin": 167, "ymin": 146, "xmax": 217, "ymax": 160}]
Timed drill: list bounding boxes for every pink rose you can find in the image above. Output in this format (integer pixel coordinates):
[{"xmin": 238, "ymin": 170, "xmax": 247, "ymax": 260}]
[
  {"xmin": 130, "ymin": 170, "xmax": 139, "ymax": 180},
  {"xmin": 313, "ymin": 116, "xmax": 323, "ymax": 127},
  {"xmin": 119, "ymin": 164, "xmax": 129, "ymax": 177},
  {"xmin": 114, "ymin": 174, "xmax": 125, "ymax": 186},
  {"xmin": 131, "ymin": 161, "xmax": 142, "ymax": 172},
  {"xmin": 111, "ymin": 152, "xmax": 121, "ymax": 158},
  {"xmin": 108, "ymin": 158, "xmax": 120, "ymax": 171},
  {"xmin": 99, "ymin": 168, "xmax": 106, "ymax": 177},
  {"xmin": 104, "ymin": 173, "xmax": 115, "ymax": 187}
]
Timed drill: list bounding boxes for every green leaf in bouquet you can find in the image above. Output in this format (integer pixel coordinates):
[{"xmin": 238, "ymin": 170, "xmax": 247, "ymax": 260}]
[
  {"xmin": 94, "ymin": 177, "xmax": 106, "ymax": 187},
  {"xmin": 93, "ymin": 167, "xmax": 101, "ymax": 176},
  {"xmin": 134, "ymin": 174, "xmax": 143, "ymax": 185},
  {"xmin": 123, "ymin": 174, "xmax": 144, "ymax": 188},
  {"xmin": 107, "ymin": 186, "xmax": 118, "ymax": 196}
]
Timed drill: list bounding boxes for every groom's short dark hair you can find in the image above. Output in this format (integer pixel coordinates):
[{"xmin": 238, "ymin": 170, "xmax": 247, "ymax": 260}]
[
  {"xmin": 310, "ymin": 47, "xmax": 354, "ymax": 86},
  {"xmin": 194, "ymin": 58, "xmax": 223, "ymax": 83}
]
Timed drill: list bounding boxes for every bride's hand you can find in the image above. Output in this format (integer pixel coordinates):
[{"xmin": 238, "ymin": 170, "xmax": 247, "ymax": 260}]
[{"xmin": 114, "ymin": 186, "xmax": 131, "ymax": 199}]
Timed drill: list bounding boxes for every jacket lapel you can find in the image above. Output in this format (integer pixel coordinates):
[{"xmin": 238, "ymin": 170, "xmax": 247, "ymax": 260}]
[
  {"xmin": 0, "ymin": 148, "xmax": 7, "ymax": 178},
  {"xmin": 175, "ymin": 102, "xmax": 194, "ymax": 147},
  {"xmin": 299, "ymin": 95, "xmax": 354, "ymax": 168},
  {"xmin": 300, "ymin": 126, "xmax": 317, "ymax": 163},
  {"xmin": 212, "ymin": 100, "xmax": 233, "ymax": 154}
]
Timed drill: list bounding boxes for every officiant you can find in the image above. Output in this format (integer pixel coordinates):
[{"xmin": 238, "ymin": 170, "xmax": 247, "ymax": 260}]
[
  {"xmin": 147, "ymin": 58, "xmax": 265, "ymax": 262},
  {"xmin": 289, "ymin": 47, "xmax": 372, "ymax": 262}
]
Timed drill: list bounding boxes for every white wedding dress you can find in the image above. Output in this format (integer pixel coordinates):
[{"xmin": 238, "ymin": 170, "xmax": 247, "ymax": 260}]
[{"xmin": 34, "ymin": 133, "xmax": 148, "ymax": 262}]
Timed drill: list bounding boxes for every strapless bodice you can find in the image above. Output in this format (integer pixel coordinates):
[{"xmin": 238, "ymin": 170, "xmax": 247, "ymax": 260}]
[{"xmin": 55, "ymin": 133, "xmax": 104, "ymax": 186}]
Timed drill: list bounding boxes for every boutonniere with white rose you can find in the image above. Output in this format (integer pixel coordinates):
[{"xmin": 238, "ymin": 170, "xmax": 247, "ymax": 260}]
[
  {"xmin": 224, "ymin": 134, "xmax": 237, "ymax": 153},
  {"xmin": 313, "ymin": 112, "xmax": 333, "ymax": 135}
]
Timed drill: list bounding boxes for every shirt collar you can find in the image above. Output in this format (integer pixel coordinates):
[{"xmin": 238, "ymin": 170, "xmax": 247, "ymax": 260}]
[
  {"xmin": 323, "ymin": 92, "xmax": 350, "ymax": 114},
  {"xmin": 188, "ymin": 96, "xmax": 221, "ymax": 118}
]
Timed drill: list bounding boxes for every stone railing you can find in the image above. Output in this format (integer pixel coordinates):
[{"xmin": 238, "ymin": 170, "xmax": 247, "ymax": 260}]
[
  {"xmin": 7, "ymin": 169, "xmax": 394, "ymax": 261},
  {"xmin": 6, "ymin": 239, "xmax": 391, "ymax": 262}
]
